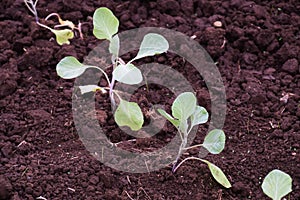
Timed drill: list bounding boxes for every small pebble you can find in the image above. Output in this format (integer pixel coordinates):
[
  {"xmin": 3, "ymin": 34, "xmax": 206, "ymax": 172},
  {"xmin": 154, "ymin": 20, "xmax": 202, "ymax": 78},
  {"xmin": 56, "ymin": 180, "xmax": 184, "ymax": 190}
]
[{"xmin": 213, "ymin": 21, "xmax": 222, "ymax": 28}]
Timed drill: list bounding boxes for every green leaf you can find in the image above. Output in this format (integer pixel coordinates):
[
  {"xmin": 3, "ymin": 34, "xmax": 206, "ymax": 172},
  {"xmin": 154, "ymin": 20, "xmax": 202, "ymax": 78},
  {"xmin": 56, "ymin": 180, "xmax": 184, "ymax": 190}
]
[
  {"xmin": 202, "ymin": 129, "xmax": 225, "ymax": 154},
  {"xmin": 52, "ymin": 29, "xmax": 74, "ymax": 45},
  {"xmin": 114, "ymin": 100, "xmax": 144, "ymax": 131},
  {"xmin": 112, "ymin": 64, "xmax": 143, "ymax": 85},
  {"xmin": 109, "ymin": 35, "xmax": 120, "ymax": 56},
  {"xmin": 133, "ymin": 33, "xmax": 169, "ymax": 61},
  {"xmin": 93, "ymin": 7, "xmax": 119, "ymax": 40},
  {"xmin": 262, "ymin": 169, "xmax": 292, "ymax": 200},
  {"xmin": 79, "ymin": 85, "xmax": 106, "ymax": 94},
  {"xmin": 157, "ymin": 109, "xmax": 180, "ymax": 127},
  {"xmin": 201, "ymin": 159, "xmax": 232, "ymax": 188},
  {"xmin": 56, "ymin": 56, "xmax": 89, "ymax": 79},
  {"xmin": 190, "ymin": 106, "xmax": 208, "ymax": 128},
  {"xmin": 172, "ymin": 92, "xmax": 197, "ymax": 121}
]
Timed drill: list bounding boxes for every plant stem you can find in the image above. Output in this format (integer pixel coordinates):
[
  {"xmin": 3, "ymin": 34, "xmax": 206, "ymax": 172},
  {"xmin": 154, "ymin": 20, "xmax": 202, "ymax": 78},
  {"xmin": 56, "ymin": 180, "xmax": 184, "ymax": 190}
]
[
  {"xmin": 24, "ymin": 0, "xmax": 39, "ymax": 22},
  {"xmin": 112, "ymin": 89, "xmax": 122, "ymax": 102},
  {"xmin": 90, "ymin": 66, "xmax": 111, "ymax": 86},
  {"xmin": 172, "ymin": 135, "xmax": 187, "ymax": 172},
  {"xmin": 109, "ymin": 78, "xmax": 116, "ymax": 111},
  {"xmin": 173, "ymin": 156, "xmax": 204, "ymax": 173},
  {"xmin": 183, "ymin": 144, "xmax": 203, "ymax": 150},
  {"xmin": 36, "ymin": 21, "xmax": 53, "ymax": 31}
]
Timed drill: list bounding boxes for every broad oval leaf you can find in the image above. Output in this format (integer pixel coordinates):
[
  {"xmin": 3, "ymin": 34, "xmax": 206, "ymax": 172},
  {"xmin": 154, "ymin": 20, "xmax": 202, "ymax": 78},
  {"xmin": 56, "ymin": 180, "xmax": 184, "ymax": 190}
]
[
  {"xmin": 133, "ymin": 33, "xmax": 169, "ymax": 61},
  {"xmin": 112, "ymin": 64, "xmax": 143, "ymax": 85},
  {"xmin": 52, "ymin": 29, "xmax": 74, "ymax": 45},
  {"xmin": 56, "ymin": 56, "xmax": 89, "ymax": 79},
  {"xmin": 157, "ymin": 109, "xmax": 180, "ymax": 127},
  {"xmin": 202, "ymin": 159, "xmax": 232, "ymax": 188},
  {"xmin": 172, "ymin": 92, "xmax": 197, "ymax": 120},
  {"xmin": 93, "ymin": 7, "xmax": 119, "ymax": 40},
  {"xmin": 114, "ymin": 100, "xmax": 144, "ymax": 131},
  {"xmin": 109, "ymin": 35, "xmax": 120, "ymax": 56},
  {"xmin": 79, "ymin": 85, "xmax": 106, "ymax": 94},
  {"xmin": 202, "ymin": 129, "xmax": 225, "ymax": 154},
  {"xmin": 262, "ymin": 169, "xmax": 292, "ymax": 200},
  {"xmin": 190, "ymin": 106, "xmax": 208, "ymax": 128}
]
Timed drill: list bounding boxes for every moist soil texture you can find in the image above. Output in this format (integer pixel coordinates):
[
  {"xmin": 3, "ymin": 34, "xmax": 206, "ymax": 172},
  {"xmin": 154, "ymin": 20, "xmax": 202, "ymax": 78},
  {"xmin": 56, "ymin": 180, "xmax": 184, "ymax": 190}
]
[{"xmin": 1, "ymin": 0, "xmax": 300, "ymax": 199}]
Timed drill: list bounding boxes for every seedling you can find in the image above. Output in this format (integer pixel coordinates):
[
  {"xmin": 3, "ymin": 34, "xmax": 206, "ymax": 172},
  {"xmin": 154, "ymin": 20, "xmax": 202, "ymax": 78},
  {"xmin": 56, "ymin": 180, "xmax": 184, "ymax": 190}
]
[
  {"xmin": 24, "ymin": 0, "xmax": 84, "ymax": 45},
  {"xmin": 56, "ymin": 7, "xmax": 169, "ymax": 131},
  {"xmin": 158, "ymin": 92, "xmax": 231, "ymax": 188},
  {"xmin": 262, "ymin": 169, "xmax": 292, "ymax": 200}
]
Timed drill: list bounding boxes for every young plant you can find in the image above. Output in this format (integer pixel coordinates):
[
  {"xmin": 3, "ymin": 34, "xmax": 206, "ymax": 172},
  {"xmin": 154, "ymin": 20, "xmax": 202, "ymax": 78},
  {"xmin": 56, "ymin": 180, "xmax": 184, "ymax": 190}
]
[
  {"xmin": 56, "ymin": 7, "xmax": 169, "ymax": 131},
  {"xmin": 158, "ymin": 92, "xmax": 231, "ymax": 188},
  {"xmin": 24, "ymin": 0, "xmax": 84, "ymax": 45},
  {"xmin": 262, "ymin": 169, "xmax": 292, "ymax": 200}
]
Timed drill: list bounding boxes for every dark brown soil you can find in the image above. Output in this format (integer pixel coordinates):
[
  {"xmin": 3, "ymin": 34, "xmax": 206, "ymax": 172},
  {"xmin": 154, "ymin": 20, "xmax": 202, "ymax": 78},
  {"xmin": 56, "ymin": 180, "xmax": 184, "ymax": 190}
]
[{"xmin": 1, "ymin": 0, "xmax": 300, "ymax": 199}]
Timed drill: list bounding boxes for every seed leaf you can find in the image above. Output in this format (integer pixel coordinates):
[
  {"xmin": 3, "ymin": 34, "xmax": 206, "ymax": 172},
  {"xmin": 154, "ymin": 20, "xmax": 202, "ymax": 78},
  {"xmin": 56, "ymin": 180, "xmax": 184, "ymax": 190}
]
[
  {"xmin": 262, "ymin": 169, "xmax": 292, "ymax": 200},
  {"xmin": 56, "ymin": 56, "xmax": 89, "ymax": 79},
  {"xmin": 79, "ymin": 85, "xmax": 106, "ymax": 94},
  {"xmin": 201, "ymin": 159, "xmax": 232, "ymax": 188},
  {"xmin": 190, "ymin": 106, "xmax": 208, "ymax": 128},
  {"xmin": 114, "ymin": 100, "xmax": 144, "ymax": 131},
  {"xmin": 157, "ymin": 109, "xmax": 180, "ymax": 127},
  {"xmin": 93, "ymin": 7, "xmax": 119, "ymax": 40},
  {"xmin": 133, "ymin": 33, "xmax": 169, "ymax": 61},
  {"xmin": 113, "ymin": 64, "xmax": 143, "ymax": 85},
  {"xmin": 52, "ymin": 29, "xmax": 74, "ymax": 45},
  {"xmin": 202, "ymin": 129, "xmax": 225, "ymax": 154},
  {"xmin": 172, "ymin": 92, "xmax": 197, "ymax": 121}
]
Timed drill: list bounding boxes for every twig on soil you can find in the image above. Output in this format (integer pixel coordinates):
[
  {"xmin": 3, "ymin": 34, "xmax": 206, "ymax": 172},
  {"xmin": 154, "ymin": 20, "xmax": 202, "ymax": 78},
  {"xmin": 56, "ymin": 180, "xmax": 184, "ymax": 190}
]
[
  {"xmin": 220, "ymin": 37, "xmax": 226, "ymax": 49},
  {"xmin": 217, "ymin": 189, "xmax": 223, "ymax": 200},
  {"xmin": 137, "ymin": 187, "xmax": 151, "ymax": 200},
  {"xmin": 21, "ymin": 167, "xmax": 29, "ymax": 177},
  {"xmin": 124, "ymin": 191, "xmax": 135, "ymax": 200},
  {"xmin": 17, "ymin": 140, "xmax": 27, "ymax": 148},
  {"xmin": 145, "ymin": 160, "xmax": 150, "ymax": 173},
  {"xmin": 126, "ymin": 175, "xmax": 132, "ymax": 185},
  {"xmin": 36, "ymin": 196, "xmax": 47, "ymax": 200},
  {"xmin": 67, "ymin": 187, "xmax": 75, "ymax": 192}
]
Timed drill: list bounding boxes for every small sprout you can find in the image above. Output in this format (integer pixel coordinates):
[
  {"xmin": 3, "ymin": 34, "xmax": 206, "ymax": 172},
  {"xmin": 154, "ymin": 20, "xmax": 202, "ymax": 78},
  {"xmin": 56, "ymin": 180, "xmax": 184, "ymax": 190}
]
[
  {"xmin": 158, "ymin": 92, "xmax": 231, "ymax": 188},
  {"xmin": 262, "ymin": 169, "xmax": 292, "ymax": 200},
  {"xmin": 24, "ymin": 0, "xmax": 84, "ymax": 44},
  {"xmin": 55, "ymin": 7, "xmax": 169, "ymax": 131}
]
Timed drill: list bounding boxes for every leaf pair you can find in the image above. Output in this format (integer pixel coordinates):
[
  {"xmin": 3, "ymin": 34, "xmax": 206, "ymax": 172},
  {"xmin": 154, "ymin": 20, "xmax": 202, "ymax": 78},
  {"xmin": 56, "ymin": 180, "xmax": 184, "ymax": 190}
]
[
  {"xmin": 112, "ymin": 33, "xmax": 169, "ymax": 85},
  {"xmin": 93, "ymin": 7, "xmax": 169, "ymax": 60},
  {"xmin": 93, "ymin": 8, "xmax": 168, "ymax": 86},
  {"xmin": 158, "ymin": 92, "xmax": 208, "ymax": 135}
]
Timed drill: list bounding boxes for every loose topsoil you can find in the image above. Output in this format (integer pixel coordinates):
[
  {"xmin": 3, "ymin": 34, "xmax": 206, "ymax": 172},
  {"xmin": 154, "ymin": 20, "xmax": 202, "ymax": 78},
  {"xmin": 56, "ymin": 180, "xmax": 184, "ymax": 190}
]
[{"xmin": 0, "ymin": 0, "xmax": 300, "ymax": 199}]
